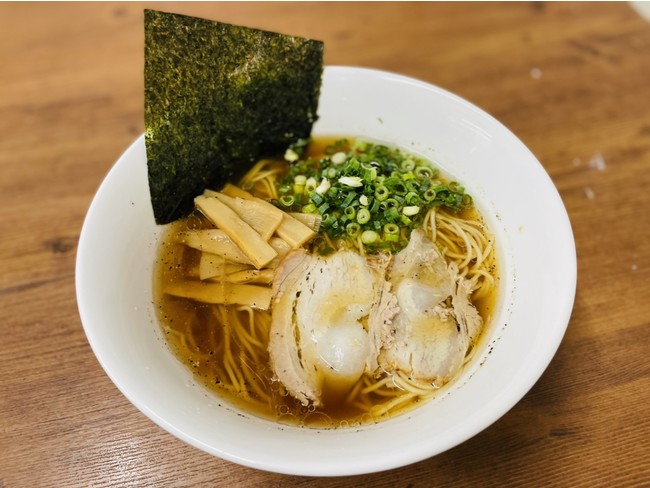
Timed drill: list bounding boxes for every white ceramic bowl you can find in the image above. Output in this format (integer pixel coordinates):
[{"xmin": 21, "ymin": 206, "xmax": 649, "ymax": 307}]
[{"xmin": 76, "ymin": 66, "xmax": 576, "ymax": 476}]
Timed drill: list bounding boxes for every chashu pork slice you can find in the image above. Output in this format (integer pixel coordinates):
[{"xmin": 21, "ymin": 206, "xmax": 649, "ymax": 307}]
[
  {"xmin": 268, "ymin": 249, "xmax": 319, "ymax": 405},
  {"xmin": 370, "ymin": 229, "xmax": 482, "ymax": 385},
  {"xmin": 269, "ymin": 250, "xmax": 382, "ymax": 406}
]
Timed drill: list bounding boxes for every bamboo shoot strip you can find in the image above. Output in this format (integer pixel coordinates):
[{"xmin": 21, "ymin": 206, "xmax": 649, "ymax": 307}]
[
  {"xmin": 165, "ymin": 281, "xmax": 272, "ymax": 310},
  {"xmin": 202, "ymin": 189, "xmax": 219, "ymax": 198},
  {"xmin": 220, "ymin": 184, "xmax": 316, "ymax": 247},
  {"xmin": 181, "ymin": 229, "xmax": 252, "ymax": 265},
  {"xmin": 269, "ymin": 237, "xmax": 292, "ymax": 259},
  {"xmin": 223, "ymin": 268, "xmax": 275, "ymax": 285},
  {"xmin": 199, "ymin": 252, "xmax": 252, "ymax": 280},
  {"xmin": 276, "ymin": 215, "xmax": 317, "ymax": 248},
  {"xmin": 220, "ymin": 183, "xmax": 252, "ymax": 200},
  {"xmin": 267, "ymin": 237, "xmax": 292, "ymax": 268},
  {"xmin": 289, "ymin": 212, "xmax": 322, "ymax": 231},
  {"xmin": 194, "ymin": 196, "xmax": 277, "ymax": 269},
  {"xmin": 213, "ymin": 192, "xmax": 283, "ymax": 241}
]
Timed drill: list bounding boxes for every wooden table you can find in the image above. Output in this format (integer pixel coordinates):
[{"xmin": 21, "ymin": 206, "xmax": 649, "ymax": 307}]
[{"xmin": 2, "ymin": 2, "xmax": 649, "ymax": 486}]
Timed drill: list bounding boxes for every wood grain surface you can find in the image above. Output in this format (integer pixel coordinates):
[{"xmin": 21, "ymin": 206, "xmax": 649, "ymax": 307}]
[{"xmin": 1, "ymin": 2, "xmax": 649, "ymax": 486}]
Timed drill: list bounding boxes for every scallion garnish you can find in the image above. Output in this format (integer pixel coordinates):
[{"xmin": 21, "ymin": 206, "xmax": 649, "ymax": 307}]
[
  {"xmin": 357, "ymin": 208, "xmax": 371, "ymax": 224},
  {"xmin": 274, "ymin": 139, "xmax": 473, "ymax": 254},
  {"xmin": 279, "ymin": 195, "xmax": 295, "ymax": 207}
]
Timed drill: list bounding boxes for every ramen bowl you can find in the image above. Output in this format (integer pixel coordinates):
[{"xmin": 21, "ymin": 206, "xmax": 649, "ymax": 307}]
[{"xmin": 76, "ymin": 66, "xmax": 576, "ymax": 476}]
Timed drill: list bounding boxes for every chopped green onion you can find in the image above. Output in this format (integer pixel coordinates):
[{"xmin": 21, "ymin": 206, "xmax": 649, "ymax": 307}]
[
  {"xmin": 322, "ymin": 213, "xmax": 337, "ymax": 228},
  {"xmin": 342, "ymin": 191, "xmax": 357, "ymax": 207},
  {"xmin": 331, "ymin": 151, "xmax": 347, "ymax": 165},
  {"xmin": 369, "ymin": 198, "xmax": 381, "ymax": 214},
  {"xmin": 306, "ymin": 177, "xmax": 317, "ymax": 193},
  {"xmin": 423, "ymin": 189, "xmax": 437, "ymax": 201},
  {"xmin": 392, "ymin": 194, "xmax": 405, "ymax": 205},
  {"xmin": 405, "ymin": 191, "xmax": 420, "ymax": 205},
  {"xmin": 405, "ymin": 180, "xmax": 419, "ymax": 193},
  {"xmin": 293, "ymin": 175, "xmax": 307, "ymax": 195},
  {"xmin": 352, "ymin": 139, "xmax": 368, "ymax": 151},
  {"xmin": 346, "ymin": 222, "xmax": 361, "ymax": 237},
  {"xmin": 315, "ymin": 178, "xmax": 331, "ymax": 195},
  {"xmin": 310, "ymin": 192, "xmax": 324, "ymax": 205},
  {"xmin": 375, "ymin": 185, "xmax": 389, "ymax": 201},
  {"xmin": 402, "ymin": 205, "xmax": 420, "ymax": 216},
  {"xmin": 383, "ymin": 198, "xmax": 399, "ymax": 208},
  {"xmin": 384, "ymin": 223, "xmax": 399, "ymax": 235},
  {"xmin": 384, "ymin": 224, "xmax": 399, "ymax": 242},
  {"xmin": 383, "ymin": 175, "xmax": 402, "ymax": 188},
  {"xmin": 401, "ymin": 159, "xmax": 416, "ymax": 171},
  {"xmin": 345, "ymin": 158, "xmax": 360, "ymax": 172},
  {"xmin": 279, "ymin": 195, "xmax": 295, "ymax": 207},
  {"xmin": 415, "ymin": 166, "xmax": 434, "ymax": 179},
  {"xmin": 448, "ymin": 181, "xmax": 463, "ymax": 193},
  {"xmin": 362, "ymin": 166, "xmax": 377, "ymax": 182},
  {"xmin": 302, "ymin": 203, "xmax": 317, "ymax": 213},
  {"xmin": 418, "ymin": 179, "xmax": 431, "ymax": 192},
  {"xmin": 339, "ymin": 176, "xmax": 363, "ymax": 187},
  {"xmin": 357, "ymin": 208, "xmax": 371, "ymax": 224},
  {"xmin": 285, "ymin": 148, "xmax": 299, "ymax": 162},
  {"xmin": 384, "ymin": 206, "xmax": 400, "ymax": 222},
  {"xmin": 361, "ymin": 230, "xmax": 380, "ymax": 244},
  {"xmin": 344, "ymin": 206, "xmax": 356, "ymax": 219}
]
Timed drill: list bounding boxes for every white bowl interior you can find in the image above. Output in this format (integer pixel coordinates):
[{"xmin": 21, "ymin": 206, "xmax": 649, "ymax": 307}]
[{"xmin": 76, "ymin": 66, "xmax": 576, "ymax": 476}]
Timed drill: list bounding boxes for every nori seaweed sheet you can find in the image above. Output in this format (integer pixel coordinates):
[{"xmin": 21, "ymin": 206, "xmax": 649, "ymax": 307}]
[{"xmin": 144, "ymin": 10, "xmax": 323, "ymax": 224}]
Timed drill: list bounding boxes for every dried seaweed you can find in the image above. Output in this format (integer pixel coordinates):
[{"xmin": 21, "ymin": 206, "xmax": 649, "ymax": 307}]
[{"xmin": 144, "ymin": 10, "xmax": 323, "ymax": 224}]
